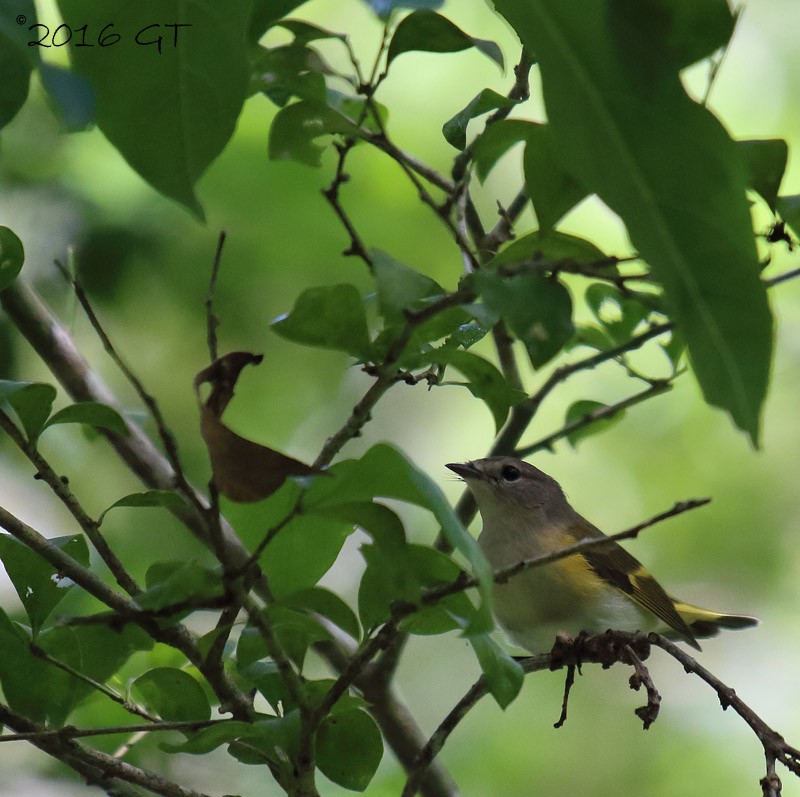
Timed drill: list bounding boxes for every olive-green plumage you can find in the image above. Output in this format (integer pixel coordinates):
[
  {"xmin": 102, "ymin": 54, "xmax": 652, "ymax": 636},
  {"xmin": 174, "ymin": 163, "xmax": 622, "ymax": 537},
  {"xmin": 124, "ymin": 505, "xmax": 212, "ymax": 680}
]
[{"xmin": 447, "ymin": 457, "xmax": 757, "ymax": 653}]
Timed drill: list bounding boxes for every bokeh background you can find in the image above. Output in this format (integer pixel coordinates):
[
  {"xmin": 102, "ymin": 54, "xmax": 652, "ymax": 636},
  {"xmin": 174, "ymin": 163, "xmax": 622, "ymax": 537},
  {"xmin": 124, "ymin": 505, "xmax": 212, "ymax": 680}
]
[{"xmin": 1, "ymin": 0, "xmax": 800, "ymax": 795}]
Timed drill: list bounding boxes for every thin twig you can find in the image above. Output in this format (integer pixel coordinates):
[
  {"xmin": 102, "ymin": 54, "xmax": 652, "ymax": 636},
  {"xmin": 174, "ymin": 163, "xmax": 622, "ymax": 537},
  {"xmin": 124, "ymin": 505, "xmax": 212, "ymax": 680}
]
[{"xmin": 205, "ymin": 230, "xmax": 226, "ymax": 362}]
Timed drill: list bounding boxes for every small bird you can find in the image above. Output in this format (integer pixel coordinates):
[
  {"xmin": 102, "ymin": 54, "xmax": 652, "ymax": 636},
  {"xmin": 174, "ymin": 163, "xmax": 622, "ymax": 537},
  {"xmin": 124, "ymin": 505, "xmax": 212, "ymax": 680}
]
[{"xmin": 447, "ymin": 457, "xmax": 757, "ymax": 652}]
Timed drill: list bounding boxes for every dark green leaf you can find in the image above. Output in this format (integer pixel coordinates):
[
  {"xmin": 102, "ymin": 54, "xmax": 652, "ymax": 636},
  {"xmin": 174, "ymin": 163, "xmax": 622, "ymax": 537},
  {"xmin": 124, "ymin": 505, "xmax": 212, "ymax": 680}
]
[
  {"xmin": 277, "ymin": 19, "xmax": 345, "ymax": 45},
  {"xmin": 304, "ymin": 444, "xmax": 493, "ymax": 632},
  {"xmin": 57, "ymin": 0, "xmax": 251, "ymax": 217},
  {"xmin": 98, "ymin": 490, "xmax": 186, "ymax": 525},
  {"xmin": 494, "ymin": 0, "xmax": 772, "ymax": 444},
  {"xmin": 0, "ymin": 379, "xmax": 57, "ymax": 442},
  {"xmin": 490, "ymin": 230, "xmax": 607, "ymax": 270},
  {"xmin": 131, "ymin": 668, "xmax": 211, "ymax": 721},
  {"xmin": 317, "ymin": 709, "xmax": 383, "ymax": 791},
  {"xmin": 468, "ymin": 632, "xmax": 523, "ymax": 708},
  {"xmin": 737, "ymin": 139, "xmax": 788, "ymax": 211},
  {"xmin": 44, "ymin": 401, "xmax": 128, "ymax": 437},
  {"xmin": 0, "ymin": 226, "xmax": 25, "ymax": 291},
  {"xmin": 364, "ymin": 0, "xmax": 443, "ymax": 20},
  {"xmin": 0, "ymin": 534, "xmax": 89, "ymax": 636},
  {"xmin": 313, "ymin": 501, "xmax": 407, "ymax": 550},
  {"xmin": 372, "ymin": 249, "xmax": 443, "ymax": 323},
  {"xmin": 160, "ymin": 720, "xmax": 254, "ymax": 754},
  {"xmin": 474, "ymin": 271, "xmax": 574, "ymax": 368},
  {"xmin": 280, "ymin": 587, "xmax": 361, "ymax": 642},
  {"xmin": 138, "ymin": 561, "xmax": 222, "ymax": 611},
  {"xmin": 38, "ymin": 63, "xmax": 94, "ymax": 131},
  {"xmin": 569, "ymin": 325, "xmax": 615, "ymax": 353},
  {"xmin": 0, "ymin": 0, "xmax": 37, "ymax": 130},
  {"xmin": 442, "ymin": 89, "xmax": 518, "ymax": 150},
  {"xmin": 584, "ymin": 283, "xmax": 650, "ymax": 343},
  {"xmin": 472, "ymin": 119, "xmax": 535, "ymax": 182},
  {"xmin": 228, "ymin": 713, "xmax": 300, "ymax": 772},
  {"xmin": 271, "ymin": 284, "xmax": 371, "ymax": 359},
  {"xmin": 564, "ymin": 399, "xmax": 626, "ymax": 447},
  {"xmin": 524, "ymin": 124, "xmax": 588, "ymax": 229},
  {"xmin": 268, "ymin": 100, "xmax": 361, "ymax": 166},
  {"xmin": 252, "ymin": 45, "xmax": 327, "ymax": 107},
  {"xmin": 428, "ymin": 349, "xmax": 525, "ymax": 432},
  {"xmin": 776, "ymin": 195, "xmax": 800, "ymax": 237},
  {"xmin": 249, "ymin": 0, "xmax": 308, "ymax": 42},
  {"xmin": 387, "ymin": 11, "xmax": 503, "ymax": 70}
]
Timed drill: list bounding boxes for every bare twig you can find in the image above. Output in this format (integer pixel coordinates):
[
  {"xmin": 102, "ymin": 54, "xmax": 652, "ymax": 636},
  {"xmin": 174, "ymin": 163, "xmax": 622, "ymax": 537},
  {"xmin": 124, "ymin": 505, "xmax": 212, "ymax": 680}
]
[{"xmin": 205, "ymin": 230, "xmax": 226, "ymax": 362}]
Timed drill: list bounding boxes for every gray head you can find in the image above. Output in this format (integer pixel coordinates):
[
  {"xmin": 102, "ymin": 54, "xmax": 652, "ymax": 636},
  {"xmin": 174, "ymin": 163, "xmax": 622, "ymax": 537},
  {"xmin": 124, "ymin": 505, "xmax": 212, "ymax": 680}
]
[{"xmin": 446, "ymin": 456, "xmax": 571, "ymax": 528}]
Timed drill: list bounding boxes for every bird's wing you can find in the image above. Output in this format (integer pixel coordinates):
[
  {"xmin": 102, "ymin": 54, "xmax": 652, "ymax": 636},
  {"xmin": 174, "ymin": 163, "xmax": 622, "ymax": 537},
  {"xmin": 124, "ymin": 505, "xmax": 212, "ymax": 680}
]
[{"xmin": 570, "ymin": 516, "xmax": 700, "ymax": 650}]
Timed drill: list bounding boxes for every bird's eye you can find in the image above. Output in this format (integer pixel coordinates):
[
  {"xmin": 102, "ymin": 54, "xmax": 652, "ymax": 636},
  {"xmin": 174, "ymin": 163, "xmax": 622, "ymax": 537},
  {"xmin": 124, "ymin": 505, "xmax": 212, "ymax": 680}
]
[{"xmin": 501, "ymin": 465, "xmax": 520, "ymax": 482}]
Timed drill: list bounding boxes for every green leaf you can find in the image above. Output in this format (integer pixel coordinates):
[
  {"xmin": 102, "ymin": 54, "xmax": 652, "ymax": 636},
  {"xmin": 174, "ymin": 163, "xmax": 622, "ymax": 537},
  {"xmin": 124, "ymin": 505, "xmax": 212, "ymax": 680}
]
[
  {"xmin": 252, "ymin": 45, "xmax": 328, "ymax": 107},
  {"xmin": 0, "ymin": 379, "xmax": 57, "ymax": 442},
  {"xmin": 305, "ymin": 444, "xmax": 494, "ymax": 632},
  {"xmin": 364, "ymin": 0, "xmax": 443, "ymax": 21},
  {"xmin": 257, "ymin": 512, "xmax": 352, "ymax": 600},
  {"xmin": 372, "ymin": 249, "xmax": 443, "ymax": 323},
  {"xmin": 564, "ymin": 399, "xmax": 627, "ymax": 447},
  {"xmin": 314, "ymin": 501, "xmax": 407, "ymax": 550},
  {"xmin": 228, "ymin": 713, "xmax": 300, "ymax": 773},
  {"xmin": 280, "ymin": 587, "xmax": 361, "ymax": 642},
  {"xmin": 0, "ymin": 0, "xmax": 37, "ymax": 130},
  {"xmin": 428, "ymin": 349, "xmax": 525, "ymax": 432},
  {"xmin": 131, "ymin": 668, "xmax": 211, "ymax": 721},
  {"xmin": 584, "ymin": 283, "xmax": 650, "ymax": 344},
  {"xmin": 160, "ymin": 720, "xmax": 254, "ymax": 754},
  {"xmin": 0, "ymin": 226, "xmax": 25, "ymax": 291},
  {"xmin": 474, "ymin": 271, "xmax": 574, "ymax": 368},
  {"xmin": 490, "ymin": 230, "xmax": 607, "ymax": 270},
  {"xmin": 271, "ymin": 284, "xmax": 371, "ymax": 359},
  {"xmin": 472, "ymin": 119, "xmax": 535, "ymax": 182},
  {"xmin": 57, "ymin": 0, "xmax": 251, "ymax": 217},
  {"xmin": 44, "ymin": 401, "xmax": 128, "ymax": 437},
  {"xmin": 387, "ymin": 11, "xmax": 503, "ymax": 70},
  {"xmin": 317, "ymin": 709, "xmax": 383, "ymax": 791},
  {"xmin": 38, "ymin": 63, "xmax": 94, "ymax": 131},
  {"xmin": 442, "ymin": 89, "xmax": 518, "ymax": 150},
  {"xmin": 137, "ymin": 561, "xmax": 222, "ymax": 611},
  {"xmin": 98, "ymin": 490, "xmax": 186, "ymax": 525},
  {"xmin": 0, "ymin": 534, "xmax": 89, "ymax": 636},
  {"xmin": 777, "ymin": 195, "xmax": 800, "ymax": 237},
  {"xmin": 494, "ymin": 0, "xmax": 772, "ymax": 444},
  {"xmin": 737, "ymin": 139, "xmax": 788, "ymax": 211},
  {"xmin": 249, "ymin": 0, "xmax": 308, "ymax": 42},
  {"xmin": 468, "ymin": 633, "xmax": 523, "ymax": 709},
  {"xmin": 524, "ymin": 124, "xmax": 588, "ymax": 229},
  {"xmin": 268, "ymin": 100, "xmax": 362, "ymax": 166}
]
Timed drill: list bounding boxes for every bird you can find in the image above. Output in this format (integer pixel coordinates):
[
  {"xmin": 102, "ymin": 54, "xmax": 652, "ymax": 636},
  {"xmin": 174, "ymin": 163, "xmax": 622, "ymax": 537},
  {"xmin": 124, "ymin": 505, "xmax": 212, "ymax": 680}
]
[{"xmin": 447, "ymin": 456, "xmax": 757, "ymax": 652}]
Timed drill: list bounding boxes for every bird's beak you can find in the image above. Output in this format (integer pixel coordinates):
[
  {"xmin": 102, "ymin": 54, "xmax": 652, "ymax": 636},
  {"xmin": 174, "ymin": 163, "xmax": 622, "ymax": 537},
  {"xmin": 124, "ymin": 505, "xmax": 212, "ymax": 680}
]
[{"xmin": 446, "ymin": 461, "xmax": 481, "ymax": 480}]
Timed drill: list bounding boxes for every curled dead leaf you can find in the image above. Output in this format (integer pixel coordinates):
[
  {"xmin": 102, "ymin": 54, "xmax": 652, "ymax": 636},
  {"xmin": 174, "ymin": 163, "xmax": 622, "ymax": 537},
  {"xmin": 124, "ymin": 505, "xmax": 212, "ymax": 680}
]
[{"xmin": 194, "ymin": 352, "xmax": 326, "ymax": 502}]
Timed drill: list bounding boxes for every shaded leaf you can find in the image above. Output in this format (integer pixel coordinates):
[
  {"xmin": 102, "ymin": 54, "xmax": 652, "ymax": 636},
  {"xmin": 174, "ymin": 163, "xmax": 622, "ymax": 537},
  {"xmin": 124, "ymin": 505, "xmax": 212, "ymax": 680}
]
[
  {"xmin": 98, "ymin": 490, "xmax": 186, "ymax": 525},
  {"xmin": 474, "ymin": 271, "xmax": 574, "ymax": 368},
  {"xmin": 194, "ymin": 352, "xmax": 324, "ymax": 502},
  {"xmin": 776, "ymin": 195, "xmax": 800, "ymax": 237},
  {"xmin": 364, "ymin": 0, "xmax": 443, "ymax": 20},
  {"xmin": 272, "ymin": 285, "xmax": 371, "ymax": 358},
  {"xmin": 442, "ymin": 89, "xmax": 518, "ymax": 150},
  {"xmin": 494, "ymin": 0, "xmax": 772, "ymax": 444},
  {"xmin": 44, "ymin": 401, "xmax": 129, "ymax": 437},
  {"xmin": 313, "ymin": 501, "xmax": 407, "ymax": 550},
  {"xmin": 738, "ymin": 139, "xmax": 788, "ymax": 211},
  {"xmin": 0, "ymin": 534, "xmax": 89, "ymax": 636},
  {"xmin": 0, "ymin": 226, "xmax": 25, "ymax": 291},
  {"xmin": 160, "ymin": 720, "xmax": 254, "ymax": 754},
  {"xmin": 268, "ymin": 100, "xmax": 362, "ymax": 166},
  {"xmin": 252, "ymin": 45, "xmax": 327, "ymax": 107},
  {"xmin": 472, "ymin": 118, "xmax": 535, "ymax": 182},
  {"xmin": 280, "ymin": 587, "xmax": 361, "ymax": 642},
  {"xmin": 248, "ymin": 0, "xmax": 308, "ymax": 42},
  {"xmin": 57, "ymin": 0, "xmax": 251, "ymax": 217},
  {"xmin": 372, "ymin": 249, "xmax": 443, "ymax": 323},
  {"xmin": 468, "ymin": 632, "xmax": 523, "ymax": 708},
  {"xmin": 0, "ymin": 379, "xmax": 57, "ymax": 442},
  {"xmin": 565, "ymin": 399, "xmax": 626, "ymax": 447},
  {"xmin": 524, "ymin": 124, "xmax": 588, "ymax": 229},
  {"xmin": 0, "ymin": 0, "xmax": 37, "ymax": 130},
  {"xmin": 584, "ymin": 283, "xmax": 650, "ymax": 343},
  {"xmin": 317, "ymin": 709, "xmax": 383, "ymax": 791},
  {"xmin": 138, "ymin": 561, "xmax": 222, "ymax": 611},
  {"xmin": 490, "ymin": 229, "xmax": 607, "ymax": 270},
  {"xmin": 131, "ymin": 668, "xmax": 211, "ymax": 721},
  {"xmin": 38, "ymin": 63, "xmax": 94, "ymax": 131},
  {"xmin": 387, "ymin": 11, "xmax": 503, "ymax": 70},
  {"xmin": 428, "ymin": 348, "xmax": 525, "ymax": 431}
]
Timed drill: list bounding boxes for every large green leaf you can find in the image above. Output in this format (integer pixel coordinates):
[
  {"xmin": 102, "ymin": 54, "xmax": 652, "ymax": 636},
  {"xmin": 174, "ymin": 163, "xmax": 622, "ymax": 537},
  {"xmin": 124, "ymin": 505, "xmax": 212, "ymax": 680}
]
[
  {"xmin": 43, "ymin": 401, "xmax": 129, "ymax": 437},
  {"xmin": 468, "ymin": 632, "xmax": 523, "ymax": 709},
  {"xmin": 271, "ymin": 284, "xmax": 371, "ymax": 359},
  {"xmin": 131, "ymin": 668, "xmax": 211, "ymax": 721},
  {"xmin": 317, "ymin": 709, "xmax": 383, "ymax": 791},
  {"xmin": 494, "ymin": 0, "xmax": 773, "ymax": 444},
  {"xmin": 0, "ymin": 534, "xmax": 89, "ymax": 636},
  {"xmin": 57, "ymin": 0, "xmax": 251, "ymax": 217},
  {"xmin": 0, "ymin": 226, "xmax": 25, "ymax": 291},
  {"xmin": 0, "ymin": 0, "xmax": 37, "ymax": 130},
  {"xmin": 387, "ymin": 11, "xmax": 503, "ymax": 70},
  {"xmin": 372, "ymin": 249, "xmax": 443, "ymax": 323},
  {"xmin": 0, "ymin": 379, "xmax": 57, "ymax": 442}
]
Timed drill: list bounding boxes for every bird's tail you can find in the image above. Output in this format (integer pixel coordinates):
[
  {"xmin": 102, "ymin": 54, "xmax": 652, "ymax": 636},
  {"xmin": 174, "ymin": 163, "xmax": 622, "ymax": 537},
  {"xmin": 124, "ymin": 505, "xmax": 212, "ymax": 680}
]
[{"xmin": 673, "ymin": 600, "xmax": 758, "ymax": 640}]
